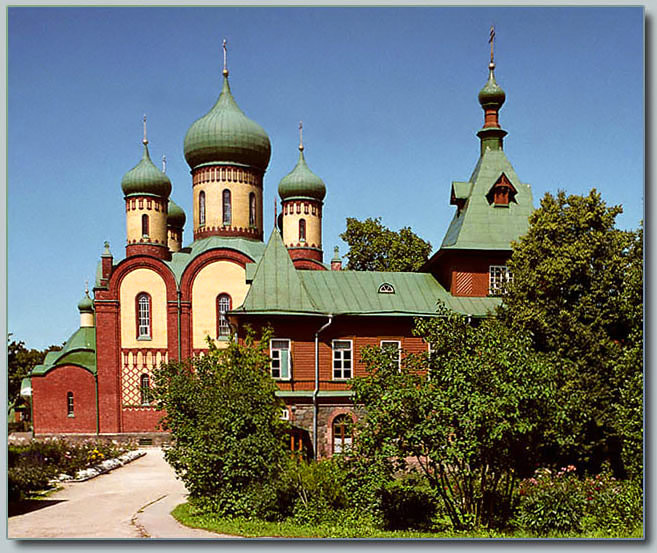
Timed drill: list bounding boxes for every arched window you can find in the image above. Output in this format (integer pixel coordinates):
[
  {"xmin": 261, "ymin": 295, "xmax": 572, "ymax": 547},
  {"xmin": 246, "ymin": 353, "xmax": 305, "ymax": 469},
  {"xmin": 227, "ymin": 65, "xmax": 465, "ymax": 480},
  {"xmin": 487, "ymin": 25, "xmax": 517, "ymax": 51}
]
[
  {"xmin": 332, "ymin": 414, "xmax": 353, "ymax": 454},
  {"xmin": 140, "ymin": 374, "xmax": 151, "ymax": 406},
  {"xmin": 141, "ymin": 214, "xmax": 149, "ymax": 237},
  {"xmin": 199, "ymin": 191, "xmax": 206, "ymax": 226},
  {"xmin": 136, "ymin": 293, "xmax": 151, "ymax": 339},
  {"xmin": 249, "ymin": 193, "xmax": 256, "ymax": 227},
  {"xmin": 299, "ymin": 219, "xmax": 306, "ymax": 242},
  {"xmin": 223, "ymin": 189, "xmax": 232, "ymax": 226},
  {"xmin": 217, "ymin": 294, "xmax": 232, "ymax": 337},
  {"xmin": 67, "ymin": 392, "xmax": 74, "ymax": 417}
]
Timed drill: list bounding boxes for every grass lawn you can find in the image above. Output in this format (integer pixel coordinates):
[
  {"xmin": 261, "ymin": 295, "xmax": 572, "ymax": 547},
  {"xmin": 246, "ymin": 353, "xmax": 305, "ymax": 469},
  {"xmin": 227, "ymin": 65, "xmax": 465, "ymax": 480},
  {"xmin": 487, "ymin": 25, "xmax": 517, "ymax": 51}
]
[{"xmin": 171, "ymin": 503, "xmax": 643, "ymax": 539}]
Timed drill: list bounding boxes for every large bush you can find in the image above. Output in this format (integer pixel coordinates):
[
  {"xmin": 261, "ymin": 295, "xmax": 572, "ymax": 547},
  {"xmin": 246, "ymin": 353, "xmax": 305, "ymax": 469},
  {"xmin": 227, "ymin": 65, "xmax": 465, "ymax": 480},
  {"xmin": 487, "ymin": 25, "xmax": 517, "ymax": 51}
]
[
  {"xmin": 153, "ymin": 328, "xmax": 290, "ymax": 520},
  {"xmin": 513, "ymin": 465, "xmax": 642, "ymax": 535}
]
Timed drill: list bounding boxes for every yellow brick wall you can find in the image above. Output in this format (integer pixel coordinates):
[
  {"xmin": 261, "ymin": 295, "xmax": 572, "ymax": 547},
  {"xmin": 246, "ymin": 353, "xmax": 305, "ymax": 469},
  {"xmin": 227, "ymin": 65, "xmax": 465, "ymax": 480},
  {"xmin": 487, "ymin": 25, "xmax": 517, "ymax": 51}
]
[
  {"xmin": 126, "ymin": 198, "xmax": 168, "ymax": 246},
  {"xmin": 192, "ymin": 166, "xmax": 262, "ymax": 235},
  {"xmin": 282, "ymin": 201, "xmax": 322, "ymax": 249},
  {"xmin": 119, "ymin": 268, "xmax": 168, "ymax": 348},
  {"xmin": 191, "ymin": 260, "xmax": 250, "ymax": 349}
]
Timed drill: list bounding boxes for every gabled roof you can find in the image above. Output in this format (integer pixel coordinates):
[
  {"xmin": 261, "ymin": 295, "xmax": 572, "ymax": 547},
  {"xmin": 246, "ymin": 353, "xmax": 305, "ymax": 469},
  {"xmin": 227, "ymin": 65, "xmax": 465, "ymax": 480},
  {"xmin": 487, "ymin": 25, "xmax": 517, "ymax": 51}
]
[
  {"xmin": 233, "ymin": 230, "xmax": 501, "ymax": 318},
  {"xmin": 233, "ymin": 229, "xmax": 320, "ymax": 315},
  {"xmin": 441, "ymin": 149, "xmax": 533, "ymax": 251},
  {"xmin": 31, "ymin": 327, "xmax": 97, "ymax": 376}
]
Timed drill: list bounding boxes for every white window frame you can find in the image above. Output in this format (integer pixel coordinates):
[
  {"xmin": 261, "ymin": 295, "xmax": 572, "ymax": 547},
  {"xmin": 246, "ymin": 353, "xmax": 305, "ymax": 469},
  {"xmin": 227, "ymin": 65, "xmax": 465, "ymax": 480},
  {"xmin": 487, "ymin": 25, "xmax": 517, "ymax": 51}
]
[
  {"xmin": 280, "ymin": 408, "xmax": 290, "ymax": 421},
  {"xmin": 380, "ymin": 340, "xmax": 402, "ymax": 370},
  {"xmin": 489, "ymin": 265, "xmax": 512, "ymax": 296},
  {"xmin": 332, "ymin": 339, "xmax": 353, "ymax": 381},
  {"xmin": 270, "ymin": 339, "xmax": 291, "ymax": 380}
]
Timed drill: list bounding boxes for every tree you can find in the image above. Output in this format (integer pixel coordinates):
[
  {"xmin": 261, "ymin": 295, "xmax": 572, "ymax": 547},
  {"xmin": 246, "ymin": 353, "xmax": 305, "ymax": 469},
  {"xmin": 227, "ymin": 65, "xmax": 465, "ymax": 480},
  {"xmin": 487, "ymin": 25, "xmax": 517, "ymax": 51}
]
[
  {"xmin": 498, "ymin": 190, "xmax": 643, "ymax": 476},
  {"xmin": 339, "ymin": 217, "xmax": 432, "ymax": 272},
  {"xmin": 350, "ymin": 308, "xmax": 561, "ymax": 529},
  {"xmin": 152, "ymin": 328, "xmax": 290, "ymax": 518},
  {"xmin": 7, "ymin": 337, "xmax": 60, "ymax": 415}
]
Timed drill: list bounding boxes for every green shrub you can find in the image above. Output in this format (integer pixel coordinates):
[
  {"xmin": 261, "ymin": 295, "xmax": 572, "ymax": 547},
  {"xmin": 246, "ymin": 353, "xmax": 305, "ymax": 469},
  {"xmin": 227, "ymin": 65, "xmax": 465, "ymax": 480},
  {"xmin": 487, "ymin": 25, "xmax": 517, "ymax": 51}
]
[
  {"xmin": 378, "ymin": 473, "xmax": 438, "ymax": 531},
  {"xmin": 8, "ymin": 465, "xmax": 57, "ymax": 501},
  {"xmin": 513, "ymin": 465, "xmax": 643, "ymax": 535}
]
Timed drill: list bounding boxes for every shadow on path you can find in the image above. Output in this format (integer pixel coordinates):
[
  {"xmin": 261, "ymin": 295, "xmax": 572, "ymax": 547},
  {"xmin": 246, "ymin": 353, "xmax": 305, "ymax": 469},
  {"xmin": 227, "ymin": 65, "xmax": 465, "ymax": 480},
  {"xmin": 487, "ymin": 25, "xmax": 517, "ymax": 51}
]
[{"xmin": 9, "ymin": 499, "xmax": 67, "ymax": 517}]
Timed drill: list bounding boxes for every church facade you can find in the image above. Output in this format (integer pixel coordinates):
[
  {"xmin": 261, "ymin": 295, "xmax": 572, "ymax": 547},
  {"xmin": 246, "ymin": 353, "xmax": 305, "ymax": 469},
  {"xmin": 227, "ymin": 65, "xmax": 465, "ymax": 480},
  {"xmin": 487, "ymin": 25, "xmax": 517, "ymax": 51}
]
[{"xmin": 28, "ymin": 45, "xmax": 533, "ymax": 458}]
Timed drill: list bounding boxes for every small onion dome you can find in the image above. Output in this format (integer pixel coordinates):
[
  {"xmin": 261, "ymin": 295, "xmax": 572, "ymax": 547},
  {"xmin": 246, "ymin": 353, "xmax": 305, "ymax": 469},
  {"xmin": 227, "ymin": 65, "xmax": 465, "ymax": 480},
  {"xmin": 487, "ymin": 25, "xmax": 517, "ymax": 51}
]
[
  {"xmin": 278, "ymin": 148, "xmax": 326, "ymax": 201},
  {"xmin": 183, "ymin": 74, "xmax": 271, "ymax": 171},
  {"xmin": 121, "ymin": 143, "xmax": 172, "ymax": 198},
  {"xmin": 478, "ymin": 63, "xmax": 506, "ymax": 110},
  {"xmin": 167, "ymin": 199, "xmax": 186, "ymax": 229},
  {"xmin": 77, "ymin": 291, "xmax": 94, "ymax": 313}
]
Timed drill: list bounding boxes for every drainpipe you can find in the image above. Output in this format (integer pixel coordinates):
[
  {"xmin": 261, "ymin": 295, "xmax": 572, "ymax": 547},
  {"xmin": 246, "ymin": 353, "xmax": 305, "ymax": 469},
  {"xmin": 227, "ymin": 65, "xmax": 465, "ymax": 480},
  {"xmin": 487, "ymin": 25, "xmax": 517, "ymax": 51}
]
[
  {"xmin": 177, "ymin": 290, "xmax": 182, "ymax": 360},
  {"xmin": 94, "ymin": 373, "xmax": 100, "ymax": 435},
  {"xmin": 313, "ymin": 315, "xmax": 333, "ymax": 458}
]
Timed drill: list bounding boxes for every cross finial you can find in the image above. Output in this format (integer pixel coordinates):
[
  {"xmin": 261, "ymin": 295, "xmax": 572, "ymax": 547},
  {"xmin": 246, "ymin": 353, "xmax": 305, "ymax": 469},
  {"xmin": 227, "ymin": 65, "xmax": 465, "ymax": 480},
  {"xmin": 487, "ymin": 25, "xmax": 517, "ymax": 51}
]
[
  {"xmin": 162, "ymin": 155, "xmax": 167, "ymax": 173},
  {"xmin": 298, "ymin": 120, "xmax": 304, "ymax": 151},
  {"xmin": 142, "ymin": 114, "xmax": 148, "ymax": 145},
  {"xmin": 85, "ymin": 280, "xmax": 89, "ymax": 295},
  {"xmin": 222, "ymin": 38, "xmax": 229, "ymax": 77},
  {"xmin": 488, "ymin": 24, "xmax": 496, "ymax": 66},
  {"xmin": 274, "ymin": 198, "xmax": 277, "ymax": 229}
]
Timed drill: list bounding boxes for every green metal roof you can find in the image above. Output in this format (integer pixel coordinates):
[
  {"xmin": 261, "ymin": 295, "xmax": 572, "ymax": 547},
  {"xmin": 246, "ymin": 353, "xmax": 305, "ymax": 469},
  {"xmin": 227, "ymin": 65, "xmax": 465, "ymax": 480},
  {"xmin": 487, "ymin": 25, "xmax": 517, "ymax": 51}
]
[
  {"xmin": 31, "ymin": 327, "xmax": 97, "ymax": 376},
  {"xmin": 183, "ymin": 74, "xmax": 271, "ymax": 171},
  {"xmin": 234, "ymin": 230, "xmax": 319, "ymax": 315},
  {"xmin": 166, "ymin": 236, "xmax": 266, "ymax": 283},
  {"xmin": 278, "ymin": 148, "xmax": 326, "ymax": 201},
  {"xmin": 234, "ymin": 230, "xmax": 500, "ymax": 318},
  {"xmin": 441, "ymin": 148, "xmax": 533, "ymax": 250},
  {"xmin": 478, "ymin": 65, "xmax": 506, "ymax": 109},
  {"xmin": 121, "ymin": 142, "xmax": 172, "ymax": 198}
]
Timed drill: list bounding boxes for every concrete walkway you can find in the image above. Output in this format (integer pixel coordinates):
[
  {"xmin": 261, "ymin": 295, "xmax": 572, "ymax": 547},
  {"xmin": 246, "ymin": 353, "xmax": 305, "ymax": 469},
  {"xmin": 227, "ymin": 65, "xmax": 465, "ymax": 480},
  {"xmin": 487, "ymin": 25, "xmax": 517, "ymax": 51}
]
[{"xmin": 8, "ymin": 448, "xmax": 238, "ymax": 539}]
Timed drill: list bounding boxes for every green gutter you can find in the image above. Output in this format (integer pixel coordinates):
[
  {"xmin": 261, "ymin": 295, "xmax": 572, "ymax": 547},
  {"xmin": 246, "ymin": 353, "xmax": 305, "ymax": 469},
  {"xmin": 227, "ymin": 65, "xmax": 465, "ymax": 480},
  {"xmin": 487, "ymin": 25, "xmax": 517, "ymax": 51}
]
[{"xmin": 177, "ymin": 290, "xmax": 182, "ymax": 360}]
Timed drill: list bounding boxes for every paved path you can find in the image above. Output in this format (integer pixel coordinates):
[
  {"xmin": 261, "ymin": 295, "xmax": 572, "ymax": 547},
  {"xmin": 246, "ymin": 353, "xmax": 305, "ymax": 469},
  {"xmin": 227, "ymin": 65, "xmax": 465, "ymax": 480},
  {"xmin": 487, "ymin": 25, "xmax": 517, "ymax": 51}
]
[{"xmin": 8, "ymin": 448, "xmax": 238, "ymax": 539}]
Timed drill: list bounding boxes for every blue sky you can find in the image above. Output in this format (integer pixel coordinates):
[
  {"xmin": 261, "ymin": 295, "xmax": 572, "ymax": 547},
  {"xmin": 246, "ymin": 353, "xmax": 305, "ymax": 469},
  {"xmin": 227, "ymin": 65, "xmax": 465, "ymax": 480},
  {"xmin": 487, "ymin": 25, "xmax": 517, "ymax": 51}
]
[{"xmin": 7, "ymin": 6, "xmax": 644, "ymax": 350}]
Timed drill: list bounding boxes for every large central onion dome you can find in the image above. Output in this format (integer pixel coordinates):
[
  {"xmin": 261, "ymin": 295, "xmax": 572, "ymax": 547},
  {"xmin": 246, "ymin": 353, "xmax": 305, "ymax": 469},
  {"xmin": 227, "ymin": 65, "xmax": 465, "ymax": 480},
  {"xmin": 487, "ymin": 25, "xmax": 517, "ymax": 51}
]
[
  {"xmin": 183, "ymin": 73, "xmax": 271, "ymax": 171},
  {"xmin": 278, "ymin": 146, "xmax": 326, "ymax": 201},
  {"xmin": 121, "ymin": 142, "xmax": 172, "ymax": 198}
]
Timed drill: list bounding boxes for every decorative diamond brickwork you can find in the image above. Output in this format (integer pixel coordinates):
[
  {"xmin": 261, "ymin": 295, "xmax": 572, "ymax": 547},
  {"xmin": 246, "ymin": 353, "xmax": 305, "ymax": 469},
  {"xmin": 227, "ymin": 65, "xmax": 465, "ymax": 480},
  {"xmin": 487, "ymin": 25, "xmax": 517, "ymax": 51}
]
[{"xmin": 121, "ymin": 349, "xmax": 168, "ymax": 407}]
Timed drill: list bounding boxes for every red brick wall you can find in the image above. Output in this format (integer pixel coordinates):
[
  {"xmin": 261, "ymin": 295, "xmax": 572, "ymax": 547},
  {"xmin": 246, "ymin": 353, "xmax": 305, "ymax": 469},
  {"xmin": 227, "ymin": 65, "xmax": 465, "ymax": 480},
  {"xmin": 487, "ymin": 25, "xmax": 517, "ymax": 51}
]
[
  {"xmin": 126, "ymin": 243, "xmax": 171, "ymax": 260},
  {"xmin": 292, "ymin": 258, "xmax": 326, "ymax": 271},
  {"xmin": 432, "ymin": 250, "xmax": 511, "ymax": 297},
  {"xmin": 121, "ymin": 408, "xmax": 163, "ymax": 433},
  {"xmin": 32, "ymin": 366, "xmax": 97, "ymax": 434},
  {"xmin": 288, "ymin": 248, "xmax": 323, "ymax": 262},
  {"xmin": 237, "ymin": 316, "xmax": 428, "ymax": 391}
]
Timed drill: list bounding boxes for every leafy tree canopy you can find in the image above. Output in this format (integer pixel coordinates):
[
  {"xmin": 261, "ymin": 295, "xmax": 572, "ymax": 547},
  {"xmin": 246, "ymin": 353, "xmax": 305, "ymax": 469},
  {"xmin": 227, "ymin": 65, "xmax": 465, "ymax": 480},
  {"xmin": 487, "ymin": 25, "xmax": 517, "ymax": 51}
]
[
  {"xmin": 152, "ymin": 328, "xmax": 290, "ymax": 518},
  {"xmin": 498, "ymin": 190, "xmax": 643, "ymax": 476},
  {"xmin": 351, "ymin": 309, "xmax": 562, "ymax": 529},
  {"xmin": 339, "ymin": 217, "xmax": 432, "ymax": 272}
]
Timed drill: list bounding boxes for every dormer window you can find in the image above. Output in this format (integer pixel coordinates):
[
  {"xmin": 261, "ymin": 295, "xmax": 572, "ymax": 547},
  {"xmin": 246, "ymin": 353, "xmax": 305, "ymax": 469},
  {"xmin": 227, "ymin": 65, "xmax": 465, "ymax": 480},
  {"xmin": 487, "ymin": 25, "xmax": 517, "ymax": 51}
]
[
  {"xmin": 378, "ymin": 283, "xmax": 395, "ymax": 294},
  {"xmin": 486, "ymin": 173, "xmax": 517, "ymax": 207}
]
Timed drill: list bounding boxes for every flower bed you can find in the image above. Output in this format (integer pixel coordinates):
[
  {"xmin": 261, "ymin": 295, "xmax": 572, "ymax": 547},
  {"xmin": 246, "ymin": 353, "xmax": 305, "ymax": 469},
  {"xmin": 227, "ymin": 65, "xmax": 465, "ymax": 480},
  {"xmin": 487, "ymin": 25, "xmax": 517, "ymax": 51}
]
[{"xmin": 8, "ymin": 438, "xmax": 140, "ymax": 501}]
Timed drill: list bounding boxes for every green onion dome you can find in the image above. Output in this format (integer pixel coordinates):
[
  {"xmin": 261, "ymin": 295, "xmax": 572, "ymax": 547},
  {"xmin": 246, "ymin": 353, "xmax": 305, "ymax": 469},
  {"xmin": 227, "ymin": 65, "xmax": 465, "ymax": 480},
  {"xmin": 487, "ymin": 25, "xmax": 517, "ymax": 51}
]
[
  {"xmin": 121, "ymin": 142, "xmax": 172, "ymax": 198},
  {"xmin": 278, "ymin": 148, "xmax": 326, "ymax": 201},
  {"xmin": 167, "ymin": 199, "xmax": 186, "ymax": 229},
  {"xmin": 77, "ymin": 291, "xmax": 94, "ymax": 313},
  {"xmin": 478, "ymin": 63, "xmax": 506, "ymax": 110},
  {"xmin": 183, "ymin": 74, "xmax": 271, "ymax": 172}
]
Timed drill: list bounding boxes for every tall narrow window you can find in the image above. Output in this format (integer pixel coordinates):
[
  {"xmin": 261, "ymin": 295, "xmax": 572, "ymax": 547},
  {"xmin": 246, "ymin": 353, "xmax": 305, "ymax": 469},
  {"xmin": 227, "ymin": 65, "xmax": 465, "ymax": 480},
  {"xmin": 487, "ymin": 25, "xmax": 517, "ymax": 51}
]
[
  {"xmin": 249, "ymin": 193, "xmax": 256, "ymax": 227},
  {"xmin": 489, "ymin": 265, "xmax": 512, "ymax": 295},
  {"xmin": 299, "ymin": 219, "xmax": 306, "ymax": 242},
  {"xmin": 141, "ymin": 214, "xmax": 149, "ymax": 237},
  {"xmin": 332, "ymin": 414, "xmax": 353, "ymax": 454},
  {"xmin": 217, "ymin": 294, "xmax": 232, "ymax": 337},
  {"xmin": 270, "ymin": 339, "xmax": 291, "ymax": 380},
  {"xmin": 223, "ymin": 189, "xmax": 232, "ymax": 226},
  {"xmin": 140, "ymin": 374, "xmax": 151, "ymax": 406},
  {"xmin": 333, "ymin": 340, "xmax": 353, "ymax": 380},
  {"xmin": 137, "ymin": 293, "xmax": 151, "ymax": 339},
  {"xmin": 67, "ymin": 392, "xmax": 74, "ymax": 417},
  {"xmin": 199, "ymin": 191, "xmax": 206, "ymax": 226}
]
